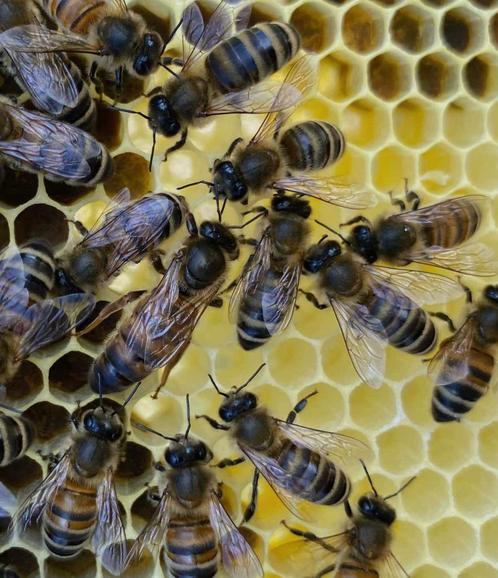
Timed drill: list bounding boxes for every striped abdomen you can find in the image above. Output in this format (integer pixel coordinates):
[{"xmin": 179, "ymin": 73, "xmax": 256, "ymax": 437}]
[
  {"xmin": 166, "ymin": 516, "xmax": 218, "ymax": 578},
  {"xmin": 361, "ymin": 283, "xmax": 436, "ymax": 355},
  {"xmin": 43, "ymin": 0, "xmax": 107, "ymax": 35},
  {"xmin": 58, "ymin": 57, "xmax": 96, "ymax": 132},
  {"xmin": 206, "ymin": 22, "xmax": 300, "ymax": 93},
  {"xmin": 432, "ymin": 344, "xmax": 493, "ymax": 422},
  {"xmin": 280, "ymin": 121, "xmax": 345, "ymax": 172},
  {"xmin": 0, "ymin": 411, "xmax": 34, "ymax": 466},
  {"xmin": 77, "ymin": 138, "xmax": 112, "ymax": 186},
  {"xmin": 19, "ymin": 240, "xmax": 55, "ymax": 303}
]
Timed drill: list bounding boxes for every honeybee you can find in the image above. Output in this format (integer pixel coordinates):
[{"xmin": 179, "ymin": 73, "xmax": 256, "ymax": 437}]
[
  {"xmin": 197, "ymin": 365, "xmax": 368, "ymax": 522},
  {"xmin": 0, "ymin": 403, "xmax": 35, "ymax": 467},
  {"xmin": 127, "ymin": 397, "xmax": 263, "ymax": 578},
  {"xmin": 300, "ymin": 240, "xmax": 463, "ymax": 389},
  {"xmin": 344, "ymin": 187, "xmax": 496, "ymax": 276},
  {"xmin": 0, "ymin": 248, "xmax": 95, "ymax": 386},
  {"xmin": 55, "ymin": 188, "xmax": 189, "ymax": 294},
  {"xmin": 428, "ymin": 284, "xmax": 498, "ymax": 422},
  {"xmin": 0, "ymin": 98, "xmax": 112, "ymax": 186},
  {"xmin": 11, "ymin": 391, "xmax": 138, "ymax": 574},
  {"xmin": 281, "ymin": 462, "xmax": 415, "ymax": 578},
  {"xmin": 87, "ymin": 214, "xmax": 239, "ymax": 396}
]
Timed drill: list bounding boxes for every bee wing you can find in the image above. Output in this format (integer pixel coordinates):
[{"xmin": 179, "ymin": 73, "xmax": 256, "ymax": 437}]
[
  {"xmin": 229, "ymin": 228, "xmax": 272, "ymax": 323},
  {"xmin": 398, "ymin": 195, "xmax": 490, "ymax": 227},
  {"xmin": 262, "ymin": 262, "xmax": 301, "ymax": 335},
  {"xmin": 11, "ymin": 451, "xmax": 70, "ymax": 532},
  {"xmin": 330, "ymin": 296, "xmax": 388, "ymax": 389},
  {"xmin": 126, "ymin": 489, "xmax": 171, "ymax": 565},
  {"xmin": 409, "ymin": 243, "xmax": 498, "ymax": 277},
  {"xmin": 364, "ymin": 265, "xmax": 464, "ymax": 306},
  {"xmin": 110, "ymin": 0, "xmax": 129, "ymax": 13},
  {"xmin": 208, "ymin": 490, "xmax": 264, "ymax": 578},
  {"xmin": 93, "ymin": 468, "xmax": 127, "ymax": 576},
  {"xmin": 382, "ymin": 551, "xmax": 411, "ymax": 578},
  {"xmin": 0, "ymin": 248, "xmax": 29, "ymax": 324},
  {"xmin": 15, "ymin": 294, "xmax": 95, "ymax": 359},
  {"xmin": 273, "ymin": 175, "xmax": 376, "ymax": 209}
]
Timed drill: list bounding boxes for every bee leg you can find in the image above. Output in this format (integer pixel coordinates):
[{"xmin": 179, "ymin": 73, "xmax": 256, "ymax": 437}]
[
  {"xmin": 339, "ymin": 215, "xmax": 371, "ymax": 228},
  {"xmin": 459, "ymin": 278, "xmax": 473, "ymax": 304},
  {"xmin": 66, "ymin": 219, "xmax": 88, "ymax": 236},
  {"xmin": 286, "ymin": 390, "xmax": 318, "ymax": 424},
  {"xmin": 299, "ymin": 289, "xmax": 328, "ymax": 310},
  {"xmin": 344, "ymin": 499, "xmax": 353, "ymax": 518},
  {"xmin": 242, "ymin": 470, "xmax": 260, "ymax": 523},
  {"xmin": 388, "ymin": 190, "xmax": 405, "ymax": 212},
  {"xmin": 115, "ymin": 66, "xmax": 124, "ymax": 101},
  {"xmin": 212, "ymin": 457, "xmax": 246, "ymax": 469},
  {"xmin": 225, "ymin": 137, "xmax": 244, "ymax": 158},
  {"xmin": 281, "ymin": 521, "xmax": 340, "ymax": 555},
  {"xmin": 162, "ymin": 56, "xmax": 184, "ymax": 68},
  {"xmin": 150, "ymin": 252, "xmax": 166, "ymax": 275},
  {"xmin": 238, "ymin": 236, "xmax": 259, "ymax": 247},
  {"xmin": 89, "ymin": 61, "xmax": 104, "ymax": 100},
  {"xmin": 195, "ymin": 414, "xmax": 230, "ymax": 431},
  {"xmin": 404, "ymin": 179, "xmax": 421, "ymax": 210},
  {"xmin": 143, "ymin": 86, "xmax": 162, "ymax": 98},
  {"xmin": 209, "ymin": 297, "xmax": 223, "ymax": 308},
  {"xmin": 429, "ymin": 312, "xmax": 456, "ymax": 333},
  {"xmin": 215, "ymin": 481, "xmax": 224, "ymax": 498},
  {"xmin": 154, "ymin": 461, "xmax": 166, "ymax": 473},
  {"xmin": 186, "ymin": 213, "xmax": 198, "ymax": 237},
  {"xmin": 163, "ymin": 128, "xmax": 188, "ymax": 161}
]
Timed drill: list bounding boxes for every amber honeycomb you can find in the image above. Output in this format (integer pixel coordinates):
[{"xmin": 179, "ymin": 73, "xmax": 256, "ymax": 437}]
[{"xmin": 1, "ymin": 0, "xmax": 498, "ymax": 577}]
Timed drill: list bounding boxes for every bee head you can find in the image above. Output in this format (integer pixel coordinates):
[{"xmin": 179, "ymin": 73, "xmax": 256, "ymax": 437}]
[
  {"xmin": 303, "ymin": 240, "xmax": 341, "ymax": 274},
  {"xmin": 219, "ymin": 391, "xmax": 258, "ymax": 423},
  {"xmin": 213, "ymin": 160, "xmax": 248, "ymax": 202},
  {"xmin": 199, "ymin": 221, "xmax": 239, "ymax": 260},
  {"xmin": 350, "ymin": 224, "xmax": 378, "ymax": 264},
  {"xmin": 81, "ymin": 407, "xmax": 123, "ymax": 442},
  {"xmin": 358, "ymin": 494, "xmax": 396, "ymax": 526},
  {"xmin": 164, "ymin": 436, "xmax": 212, "ymax": 468},
  {"xmin": 67, "ymin": 248, "xmax": 107, "ymax": 288},
  {"xmin": 271, "ymin": 194, "xmax": 311, "ymax": 219},
  {"xmin": 133, "ymin": 32, "xmax": 163, "ymax": 76},
  {"xmin": 484, "ymin": 285, "xmax": 498, "ymax": 304},
  {"xmin": 98, "ymin": 16, "xmax": 139, "ymax": 57},
  {"xmin": 377, "ymin": 217, "xmax": 416, "ymax": 258},
  {"xmin": 149, "ymin": 94, "xmax": 181, "ymax": 137}
]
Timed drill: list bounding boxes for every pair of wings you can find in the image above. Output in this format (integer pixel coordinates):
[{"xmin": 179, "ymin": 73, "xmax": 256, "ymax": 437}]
[
  {"xmin": 0, "ymin": 248, "xmax": 95, "ymax": 361},
  {"xmin": 0, "ymin": 101, "xmax": 104, "ymax": 181},
  {"xmin": 126, "ymin": 486, "xmax": 263, "ymax": 578},
  {"xmin": 385, "ymin": 195, "xmax": 496, "ymax": 277},
  {"xmin": 327, "ymin": 262, "xmax": 464, "ymax": 389},
  {"xmin": 11, "ymin": 453, "xmax": 126, "ymax": 576}
]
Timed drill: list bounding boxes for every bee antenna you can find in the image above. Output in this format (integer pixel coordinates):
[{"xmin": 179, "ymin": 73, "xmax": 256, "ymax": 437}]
[
  {"xmin": 161, "ymin": 17, "xmax": 183, "ymax": 55},
  {"xmin": 149, "ymin": 129, "xmax": 157, "ymax": 172},
  {"xmin": 97, "ymin": 374, "xmax": 104, "ymax": 409},
  {"xmin": 360, "ymin": 459, "xmax": 378, "ymax": 496},
  {"xmin": 132, "ymin": 420, "xmax": 177, "ymax": 442},
  {"xmin": 0, "ymin": 402, "xmax": 22, "ymax": 415},
  {"xmin": 109, "ymin": 105, "xmax": 151, "ymax": 122},
  {"xmin": 111, "ymin": 382, "xmax": 142, "ymax": 416},
  {"xmin": 159, "ymin": 62, "xmax": 181, "ymax": 79},
  {"xmin": 237, "ymin": 363, "xmax": 266, "ymax": 393},
  {"xmin": 208, "ymin": 374, "xmax": 228, "ymax": 397},
  {"xmin": 216, "ymin": 196, "xmax": 227, "ymax": 223},
  {"xmin": 314, "ymin": 220, "xmax": 351, "ymax": 247},
  {"xmin": 184, "ymin": 394, "xmax": 191, "ymax": 440},
  {"xmin": 384, "ymin": 476, "xmax": 417, "ymax": 501},
  {"xmin": 177, "ymin": 180, "xmax": 214, "ymax": 191}
]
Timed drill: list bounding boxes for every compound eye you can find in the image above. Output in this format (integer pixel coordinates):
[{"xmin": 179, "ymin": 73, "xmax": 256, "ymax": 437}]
[
  {"xmin": 109, "ymin": 425, "xmax": 123, "ymax": 441},
  {"xmin": 83, "ymin": 413, "xmax": 98, "ymax": 433}
]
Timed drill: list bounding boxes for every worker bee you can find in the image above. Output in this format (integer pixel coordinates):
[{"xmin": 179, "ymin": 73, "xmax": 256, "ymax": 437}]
[
  {"xmin": 344, "ymin": 186, "xmax": 496, "ymax": 276},
  {"xmin": 0, "ymin": 0, "xmax": 96, "ymax": 132},
  {"xmin": 281, "ymin": 462, "xmax": 415, "ymax": 578},
  {"xmin": 0, "ymin": 98, "xmax": 112, "ymax": 186},
  {"xmin": 300, "ymin": 239, "xmax": 463, "ymax": 389},
  {"xmin": 428, "ymin": 285, "xmax": 498, "ymax": 422},
  {"xmin": 126, "ymin": 396, "xmax": 263, "ymax": 578},
  {"xmin": 0, "ymin": 403, "xmax": 35, "ymax": 467},
  {"xmin": 55, "ymin": 188, "xmax": 189, "ymax": 294},
  {"xmin": 87, "ymin": 213, "xmax": 239, "ymax": 396},
  {"xmin": 197, "ymin": 365, "xmax": 368, "ymax": 522},
  {"xmin": 0, "ymin": 248, "xmax": 95, "ymax": 386}
]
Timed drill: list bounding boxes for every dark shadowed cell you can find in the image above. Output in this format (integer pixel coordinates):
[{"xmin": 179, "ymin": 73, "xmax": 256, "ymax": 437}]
[
  {"xmin": 3, "ymin": 361, "xmax": 43, "ymax": 402},
  {"xmin": 0, "ymin": 547, "xmax": 39, "ymax": 578},
  {"xmin": 15, "ymin": 204, "xmax": 68, "ymax": 249},
  {"xmin": 0, "ymin": 456, "xmax": 42, "ymax": 492},
  {"xmin": 116, "ymin": 442, "xmax": 153, "ymax": 479},
  {"xmin": 44, "ymin": 550, "xmax": 96, "ymax": 578},
  {"xmin": 49, "ymin": 351, "xmax": 94, "ymax": 395},
  {"xmin": 23, "ymin": 402, "xmax": 70, "ymax": 442},
  {"xmin": 0, "ymin": 167, "xmax": 38, "ymax": 208},
  {"xmin": 104, "ymin": 153, "xmax": 152, "ymax": 199},
  {"xmin": 76, "ymin": 300, "xmax": 123, "ymax": 345},
  {"xmin": 94, "ymin": 101, "xmax": 123, "ymax": 152}
]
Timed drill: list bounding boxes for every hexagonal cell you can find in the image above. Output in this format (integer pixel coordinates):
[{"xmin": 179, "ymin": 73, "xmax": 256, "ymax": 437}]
[
  {"xmin": 464, "ymin": 53, "xmax": 498, "ymax": 101},
  {"xmin": 318, "ymin": 50, "xmax": 364, "ymax": 102},
  {"xmin": 76, "ymin": 300, "xmax": 123, "ymax": 345},
  {"xmin": 94, "ymin": 101, "xmax": 123, "ymax": 152},
  {"xmin": 160, "ymin": 343, "xmax": 211, "ymax": 396},
  {"xmin": 290, "ymin": 2, "xmax": 335, "ymax": 53},
  {"xmin": 247, "ymin": 2, "xmax": 285, "ymax": 24},
  {"xmin": 3, "ymin": 361, "xmax": 43, "ymax": 402},
  {"xmin": 328, "ymin": 145, "xmax": 369, "ymax": 189},
  {"xmin": 267, "ymin": 338, "xmax": 317, "ymax": 388},
  {"xmin": 342, "ymin": 3, "xmax": 385, "ymax": 54},
  {"xmin": 390, "ymin": 5, "xmax": 435, "ymax": 53},
  {"xmin": 401, "ymin": 468, "xmax": 450, "ymax": 523},
  {"xmin": 377, "ymin": 425, "xmax": 424, "ymax": 474},
  {"xmin": 402, "ymin": 375, "xmax": 436, "ymax": 428},
  {"xmin": 443, "ymin": 97, "xmax": 486, "ymax": 148},
  {"xmin": 131, "ymin": 488, "xmax": 159, "ymax": 530},
  {"xmin": 44, "ymin": 550, "xmax": 96, "ymax": 578},
  {"xmin": 460, "ymin": 563, "xmax": 498, "ymax": 578},
  {"xmin": 322, "ymin": 334, "xmax": 360, "ymax": 388},
  {"xmin": 368, "ymin": 51, "xmax": 412, "ymax": 101},
  {"xmin": 45, "ymin": 179, "xmax": 98, "ymax": 206},
  {"xmin": 349, "ymin": 383, "xmax": 396, "ymax": 430},
  {"xmin": 491, "ymin": 13, "xmax": 498, "ymax": 49},
  {"xmin": 428, "ymin": 422, "xmax": 475, "ymax": 471},
  {"xmin": 395, "ymin": 520, "xmax": 426, "ymax": 573},
  {"xmin": 428, "ymin": 517, "xmax": 477, "ymax": 567},
  {"xmin": 479, "ymin": 421, "xmax": 498, "ymax": 468},
  {"xmin": 466, "ymin": 142, "xmax": 498, "ymax": 192},
  {"xmin": 419, "ymin": 142, "xmax": 463, "ymax": 194},
  {"xmin": 417, "ymin": 52, "xmax": 459, "ymax": 100},
  {"xmin": 113, "ymin": 539, "xmax": 154, "ymax": 578},
  {"xmin": 293, "ymin": 383, "xmax": 345, "ymax": 430},
  {"xmin": 393, "ymin": 98, "xmax": 439, "ymax": 148},
  {"xmin": 0, "ymin": 547, "xmax": 39, "ymax": 578},
  {"xmin": 116, "ymin": 441, "xmax": 153, "ymax": 483},
  {"xmin": 22, "ymin": 402, "xmax": 70, "ymax": 442},
  {"xmin": 412, "ymin": 566, "xmax": 450, "ymax": 578},
  {"xmin": 0, "ymin": 212, "xmax": 9, "ymax": 252},
  {"xmin": 342, "ymin": 97, "xmax": 390, "ymax": 149},
  {"xmin": 48, "ymin": 351, "xmax": 93, "ymax": 395},
  {"xmin": 453, "ymin": 465, "xmax": 498, "ymax": 518},
  {"xmin": 104, "ymin": 152, "xmax": 153, "ymax": 199},
  {"xmin": 214, "ymin": 345, "xmax": 265, "ymax": 386},
  {"xmin": 0, "ymin": 168, "xmax": 38, "ymax": 208},
  {"xmin": 442, "ymin": 7, "xmax": 484, "ymax": 54},
  {"xmin": 14, "ymin": 204, "xmax": 69, "ymax": 250},
  {"xmin": 372, "ymin": 145, "xmax": 416, "ymax": 194},
  {"xmin": 0, "ymin": 456, "xmax": 42, "ymax": 494},
  {"xmin": 481, "ymin": 517, "xmax": 498, "ymax": 563}
]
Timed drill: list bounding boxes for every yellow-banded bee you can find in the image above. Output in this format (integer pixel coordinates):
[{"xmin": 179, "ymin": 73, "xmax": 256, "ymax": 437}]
[
  {"xmin": 344, "ymin": 188, "xmax": 495, "ymax": 276},
  {"xmin": 55, "ymin": 188, "xmax": 189, "ymax": 294},
  {"xmin": 0, "ymin": 403, "xmax": 35, "ymax": 467},
  {"xmin": 0, "ymin": 248, "xmax": 95, "ymax": 386},
  {"xmin": 429, "ymin": 285, "xmax": 498, "ymax": 422},
  {"xmin": 86, "ymin": 214, "xmax": 239, "ymax": 396},
  {"xmin": 0, "ymin": 98, "xmax": 112, "ymax": 186},
  {"xmin": 127, "ymin": 397, "xmax": 263, "ymax": 578},
  {"xmin": 197, "ymin": 365, "xmax": 368, "ymax": 522},
  {"xmin": 281, "ymin": 462, "xmax": 415, "ymax": 578},
  {"xmin": 300, "ymin": 239, "xmax": 463, "ymax": 389}
]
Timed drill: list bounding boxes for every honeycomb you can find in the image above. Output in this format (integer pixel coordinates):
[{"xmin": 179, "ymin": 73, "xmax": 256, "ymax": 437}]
[{"xmin": 1, "ymin": 0, "xmax": 498, "ymax": 577}]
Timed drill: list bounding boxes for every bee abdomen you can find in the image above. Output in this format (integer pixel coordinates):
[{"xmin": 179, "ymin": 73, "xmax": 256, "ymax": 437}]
[
  {"xmin": 19, "ymin": 240, "xmax": 56, "ymax": 303},
  {"xmin": 166, "ymin": 517, "xmax": 218, "ymax": 578},
  {"xmin": 206, "ymin": 22, "xmax": 300, "ymax": 93},
  {"xmin": 81, "ymin": 141, "xmax": 113, "ymax": 186},
  {"xmin": 0, "ymin": 413, "xmax": 34, "ymax": 467},
  {"xmin": 424, "ymin": 198, "xmax": 482, "ymax": 249},
  {"xmin": 44, "ymin": 0, "xmax": 106, "ymax": 34},
  {"xmin": 280, "ymin": 121, "xmax": 345, "ymax": 172},
  {"xmin": 58, "ymin": 59, "xmax": 96, "ymax": 132},
  {"xmin": 432, "ymin": 347, "xmax": 493, "ymax": 422}
]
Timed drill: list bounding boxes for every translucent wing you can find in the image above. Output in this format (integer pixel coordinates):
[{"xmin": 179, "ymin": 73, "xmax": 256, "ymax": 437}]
[
  {"xmin": 273, "ymin": 175, "xmax": 376, "ymax": 209},
  {"xmin": 93, "ymin": 468, "xmax": 127, "ymax": 576},
  {"xmin": 410, "ymin": 243, "xmax": 498, "ymax": 277},
  {"xmin": 110, "ymin": 0, "xmax": 129, "ymax": 14},
  {"xmin": 15, "ymin": 294, "xmax": 95, "ymax": 359},
  {"xmin": 0, "ymin": 249, "xmax": 30, "ymax": 324},
  {"xmin": 382, "ymin": 551, "xmax": 411, "ymax": 578},
  {"xmin": 397, "ymin": 195, "xmax": 489, "ymax": 228},
  {"xmin": 11, "ymin": 452, "xmax": 70, "ymax": 532},
  {"xmin": 262, "ymin": 262, "xmax": 301, "ymax": 335},
  {"xmin": 209, "ymin": 491, "xmax": 264, "ymax": 578}
]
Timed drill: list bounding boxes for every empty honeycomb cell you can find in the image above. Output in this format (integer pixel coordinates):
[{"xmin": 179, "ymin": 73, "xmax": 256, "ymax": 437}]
[
  {"xmin": 377, "ymin": 425, "xmax": 424, "ymax": 474},
  {"xmin": 94, "ymin": 101, "xmax": 123, "ymax": 152},
  {"xmin": 481, "ymin": 517, "xmax": 498, "ymax": 563},
  {"xmin": 14, "ymin": 204, "xmax": 68, "ymax": 249},
  {"xmin": 479, "ymin": 421, "xmax": 498, "ymax": 468},
  {"xmin": 44, "ymin": 180, "xmax": 96, "ymax": 206},
  {"xmin": 48, "ymin": 351, "xmax": 93, "ymax": 396},
  {"xmin": 294, "ymin": 301, "xmax": 338, "ymax": 340},
  {"xmin": 442, "ymin": 7, "xmax": 485, "ymax": 54},
  {"xmin": 466, "ymin": 142, "xmax": 498, "ymax": 191},
  {"xmin": 290, "ymin": 2, "xmax": 335, "ymax": 53},
  {"xmin": 0, "ymin": 213, "xmax": 8, "ymax": 252},
  {"xmin": 328, "ymin": 145, "xmax": 369, "ymax": 189},
  {"xmin": 131, "ymin": 392, "xmax": 183, "ymax": 441},
  {"xmin": 0, "ymin": 456, "xmax": 42, "ymax": 494},
  {"xmin": 104, "ymin": 152, "xmax": 153, "ymax": 199},
  {"xmin": 0, "ymin": 168, "xmax": 38, "ymax": 208},
  {"xmin": 428, "ymin": 517, "xmax": 477, "ymax": 567},
  {"xmin": 318, "ymin": 50, "xmax": 364, "ymax": 102},
  {"xmin": 161, "ymin": 343, "xmax": 211, "ymax": 396},
  {"xmin": 116, "ymin": 441, "xmax": 153, "ymax": 486},
  {"xmin": 453, "ymin": 465, "xmax": 498, "ymax": 518},
  {"xmin": 413, "ymin": 566, "xmax": 450, "ymax": 578},
  {"xmin": 390, "ymin": 5, "xmax": 435, "ymax": 53},
  {"xmin": 417, "ymin": 52, "xmax": 460, "ymax": 101},
  {"xmin": 394, "ymin": 520, "xmax": 426, "ymax": 573},
  {"xmin": 290, "ymin": 383, "xmax": 344, "ymax": 430},
  {"xmin": 322, "ymin": 334, "xmax": 359, "ymax": 387},
  {"xmin": 443, "ymin": 97, "xmax": 486, "ymax": 148},
  {"xmin": 76, "ymin": 300, "xmax": 123, "ymax": 345},
  {"xmin": 491, "ymin": 13, "xmax": 498, "ymax": 48},
  {"xmin": 0, "ymin": 547, "xmax": 39, "ymax": 578},
  {"xmin": 22, "ymin": 402, "xmax": 70, "ymax": 442},
  {"xmin": 419, "ymin": 142, "xmax": 463, "ymax": 193},
  {"xmin": 349, "ymin": 383, "xmax": 396, "ymax": 430},
  {"xmin": 4, "ymin": 361, "xmax": 43, "ymax": 402},
  {"xmin": 248, "ymin": 1, "xmax": 285, "ymax": 24},
  {"xmin": 342, "ymin": 3, "xmax": 385, "ymax": 54},
  {"xmin": 289, "ymin": 96, "xmax": 340, "ymax": 126},
  {"xmin": 460, "ymin": 563, "xmax": 498, "ymax": 578},
  {"xmin": 463, "ymin": 53, "xmax": 498, "ymax": 101},
  {"xmin": 401, "ymin": 375, "xmax": 435, "ymax": 428},
  {"xmin": 44, "ymin": 550, "xmax": 96, "ymax": 578},
  {"xmin": 428, "ymin": 422, "xmax": 475, "ymax": 471},
  {"xmin": 368, "ymin": 51, "xmax": 412, "ymax": 101},
  {"xmin": 372, "ymin": 145, "xmax": 416, "ymax": 194},
  {"xmin": 342, "ymin": 98, "xmax": 390, "ymax": 149},
  {"xmin": 267, "ymin": 338, "xmax": 318, "ymax": 388},
  {"xmin": 401, "ymin": 468, "xmax": 450, "ymax": 523},
  {"xmin": 393, "ymin": 97, "xmax": 439, "ymax": 149},
  {"xmin": 214, "ymin": 344, "xmax": 265, "ymax": 386}
]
